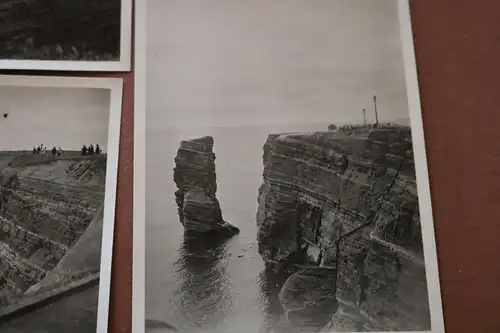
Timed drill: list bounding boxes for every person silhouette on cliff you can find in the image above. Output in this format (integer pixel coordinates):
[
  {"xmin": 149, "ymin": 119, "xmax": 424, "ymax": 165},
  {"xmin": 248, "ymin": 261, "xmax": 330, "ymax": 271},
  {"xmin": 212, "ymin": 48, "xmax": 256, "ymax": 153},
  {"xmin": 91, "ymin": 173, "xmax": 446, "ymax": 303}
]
[
  {"xmin": 88, "ymin": 144, "xmax": 94, "ymax": 155},
  {"xmin": 51, "ymin": 146, "xmax": 57, "ymax": 156},
  {"xmin": 95, "ymin": 144, "xmax": 101, "ymax": 155},
  {"xmin": 32, "ymin": 146, "xmax": 36, "ymax": 155},
  {"xmin": 82, "ymin": 145, "xmax": 87, "ymax": 156}
]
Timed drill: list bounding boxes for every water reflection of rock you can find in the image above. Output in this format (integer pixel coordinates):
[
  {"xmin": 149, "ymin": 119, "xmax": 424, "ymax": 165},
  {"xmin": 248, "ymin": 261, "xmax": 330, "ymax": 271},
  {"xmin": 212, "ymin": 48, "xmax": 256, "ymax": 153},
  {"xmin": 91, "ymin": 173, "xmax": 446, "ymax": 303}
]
[{"xmin": 173, "ymin": 232, "xmax": 234, "ymax": 329}]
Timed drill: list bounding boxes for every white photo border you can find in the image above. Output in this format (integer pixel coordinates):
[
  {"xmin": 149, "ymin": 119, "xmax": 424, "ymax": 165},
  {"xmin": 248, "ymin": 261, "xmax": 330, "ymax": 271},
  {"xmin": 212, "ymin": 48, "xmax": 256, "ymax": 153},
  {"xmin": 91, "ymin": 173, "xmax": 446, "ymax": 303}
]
[
  {"xmin": 0, "ymin": 75, "xmax": 123, "ymax": 333},
  {"xmin": 0, "ymin": 0, "xmax": 132, "ymax": 72},
  {"xmin": 398, "ymin": 1, "xmax": 446, "ymax": 332},
  {"xmin": 132, "ymin": 1, "xmax": 446, "ymax": 332},
  {"xmin": 133, "ymin": 0, "xmax": 146, "ymax": 329}
]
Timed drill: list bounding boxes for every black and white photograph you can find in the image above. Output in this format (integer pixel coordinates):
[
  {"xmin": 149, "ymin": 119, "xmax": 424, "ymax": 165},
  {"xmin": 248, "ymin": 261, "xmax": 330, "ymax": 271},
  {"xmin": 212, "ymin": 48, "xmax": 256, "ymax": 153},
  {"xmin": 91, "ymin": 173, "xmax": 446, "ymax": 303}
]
[
  {"xmin": 0, "ymin": 0, "xmax": 132, "ymax": 71},
  {"xmin": 135, "ymin": 0, "xmax": 445, "ymax": 332},
  {"xmin": 0, "ymin": 76, "xmax": 122, "ymax": 332}
]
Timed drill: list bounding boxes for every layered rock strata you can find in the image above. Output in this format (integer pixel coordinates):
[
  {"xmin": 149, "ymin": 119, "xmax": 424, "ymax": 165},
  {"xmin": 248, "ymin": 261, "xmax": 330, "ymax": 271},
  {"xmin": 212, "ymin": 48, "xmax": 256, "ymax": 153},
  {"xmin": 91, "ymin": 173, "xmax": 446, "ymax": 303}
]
[
  {"xmin": 174, "ymin": 136, "xmax": 239, "ymax": 235},
  {"xmin": 256, "ymin": 125, "xmax": 430, "ymax": 331},
  {"xmin": 0, "ymin": 155, "xmax": 106, "ymax": 308}
]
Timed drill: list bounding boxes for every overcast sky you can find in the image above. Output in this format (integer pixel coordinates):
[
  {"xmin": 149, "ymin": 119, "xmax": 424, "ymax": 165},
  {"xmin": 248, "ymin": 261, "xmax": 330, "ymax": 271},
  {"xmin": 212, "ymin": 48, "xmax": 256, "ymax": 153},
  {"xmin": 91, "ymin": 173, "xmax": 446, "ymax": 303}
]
[
  {"xmin": 0, "ymin": 86, "xmax": 110, "ymax": 151},
  {"xmin": 147, "ymin": 0, "xmax": 409, "ymax": 130}
]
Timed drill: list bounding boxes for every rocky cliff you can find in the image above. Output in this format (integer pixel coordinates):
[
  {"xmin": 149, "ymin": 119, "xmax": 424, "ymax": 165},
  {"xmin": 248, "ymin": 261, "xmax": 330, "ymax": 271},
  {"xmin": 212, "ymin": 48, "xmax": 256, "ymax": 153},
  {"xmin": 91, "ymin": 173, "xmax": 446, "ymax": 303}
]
[
  {"xmin": 0, "ymin": 154, "xmax": 106, "ymax": 309},
  {"xmin": 256, "ymin": 125, "xmax": 430, "ymax": 331},
  {"xmin": 174, "ymin": 136, "xmax": 239, "ymax": 235}
]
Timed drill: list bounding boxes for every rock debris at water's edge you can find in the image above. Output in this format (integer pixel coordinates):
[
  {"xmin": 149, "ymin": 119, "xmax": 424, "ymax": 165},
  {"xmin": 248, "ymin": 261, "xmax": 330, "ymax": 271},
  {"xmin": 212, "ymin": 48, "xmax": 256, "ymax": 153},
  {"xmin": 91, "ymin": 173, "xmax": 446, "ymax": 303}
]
[
  {"xmin": 145, "ymin": 318, "xmax": 179, "ymax": 332},
  {"xmin": 256, "ymin": 124, "xmax": 431, "ymax": 332},
  {"xmin": 173, "ymin": 136, "xmax": 239, "ymax": 236}
]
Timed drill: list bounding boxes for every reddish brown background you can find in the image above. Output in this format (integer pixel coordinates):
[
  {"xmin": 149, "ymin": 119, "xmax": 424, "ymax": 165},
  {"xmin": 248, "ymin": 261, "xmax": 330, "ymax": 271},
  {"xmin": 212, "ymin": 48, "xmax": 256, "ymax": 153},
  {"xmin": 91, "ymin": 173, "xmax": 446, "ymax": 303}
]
[
  {"xmin": 411, "ymin": 1, "xmax": 500, "ymax": 332},
  {"xmin": 2, "ymin": 0, "xmax": 500, "ymax": 333}
]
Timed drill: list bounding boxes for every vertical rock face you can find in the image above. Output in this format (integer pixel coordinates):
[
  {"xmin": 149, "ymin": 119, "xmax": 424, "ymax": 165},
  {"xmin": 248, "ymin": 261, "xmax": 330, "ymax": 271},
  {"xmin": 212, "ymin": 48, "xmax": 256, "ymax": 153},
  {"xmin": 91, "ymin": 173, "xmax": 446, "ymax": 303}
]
[
  {"xmin": 174, "ymin": 136, "xmax": 239, "ymax": 235},
  {"xmin": 256, "ymin": 126, "xmax": 430, "ymax": 331}
]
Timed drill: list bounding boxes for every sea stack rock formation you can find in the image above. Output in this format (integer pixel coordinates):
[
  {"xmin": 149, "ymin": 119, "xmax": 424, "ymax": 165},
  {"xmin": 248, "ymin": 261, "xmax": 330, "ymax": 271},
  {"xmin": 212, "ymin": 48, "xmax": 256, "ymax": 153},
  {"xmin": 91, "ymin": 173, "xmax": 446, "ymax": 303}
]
[
  {"xmin": 174, "ymin": 136, "xmax": 239, "ymax": 235},
  {"xmin": 256, "ymin": 125, "xmax": 430, "ymax": 331}
]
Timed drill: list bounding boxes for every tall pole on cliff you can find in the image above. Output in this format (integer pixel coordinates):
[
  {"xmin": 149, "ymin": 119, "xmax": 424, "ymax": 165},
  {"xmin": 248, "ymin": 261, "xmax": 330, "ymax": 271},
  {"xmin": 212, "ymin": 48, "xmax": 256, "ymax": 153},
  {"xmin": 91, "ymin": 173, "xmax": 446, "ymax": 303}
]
[
  {"xmin": 362, "ymin": 108, "xmax": 367, "ymax": 126},
  {"xmin": 373, "ymin": 95, "xmax": 379, "ymax": 126}
]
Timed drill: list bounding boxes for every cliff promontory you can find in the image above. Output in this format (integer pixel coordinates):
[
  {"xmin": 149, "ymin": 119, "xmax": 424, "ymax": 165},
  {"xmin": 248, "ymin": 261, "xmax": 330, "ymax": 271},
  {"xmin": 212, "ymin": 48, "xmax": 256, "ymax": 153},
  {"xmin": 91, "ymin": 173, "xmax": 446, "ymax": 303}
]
[
  {"xmin": 256, "ymin": 126, "xmax": 430, "ymax": 331},
  {"xmin": 0, "ymin": 154, "xmax": 105, "ymax": 311},
  {"xmin": 174, "ymin": 136, "xmax": 239, "ymax": 235}
]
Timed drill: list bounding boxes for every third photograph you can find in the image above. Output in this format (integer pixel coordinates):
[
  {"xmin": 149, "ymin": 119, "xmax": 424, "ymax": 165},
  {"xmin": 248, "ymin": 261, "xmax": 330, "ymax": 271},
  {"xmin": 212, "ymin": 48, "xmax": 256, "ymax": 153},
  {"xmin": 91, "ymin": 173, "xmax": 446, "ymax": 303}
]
[{"xmin": 138, "ymin": 0, "xmax": 445, "ymax": 332}]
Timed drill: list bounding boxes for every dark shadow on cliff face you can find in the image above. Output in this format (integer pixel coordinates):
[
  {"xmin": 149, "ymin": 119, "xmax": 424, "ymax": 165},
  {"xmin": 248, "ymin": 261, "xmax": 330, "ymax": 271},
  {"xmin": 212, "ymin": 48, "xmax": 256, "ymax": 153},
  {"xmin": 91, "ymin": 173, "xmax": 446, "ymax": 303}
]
[
  {"xmin": 172, "ymin": 232, "xmax": 234, "ymax": 329},
  {"xmin": 257, "ymin": 264, "xmax": 289, "ymax": 331}
]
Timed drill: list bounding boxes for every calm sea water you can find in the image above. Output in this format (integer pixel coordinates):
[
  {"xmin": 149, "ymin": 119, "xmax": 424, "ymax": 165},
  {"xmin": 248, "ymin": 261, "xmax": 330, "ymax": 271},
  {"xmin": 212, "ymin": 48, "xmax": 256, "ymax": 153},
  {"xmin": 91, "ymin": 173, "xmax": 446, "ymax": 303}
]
[{"xmin": 145, "ymin": 123, "xmax": 332, "ymax": 333}]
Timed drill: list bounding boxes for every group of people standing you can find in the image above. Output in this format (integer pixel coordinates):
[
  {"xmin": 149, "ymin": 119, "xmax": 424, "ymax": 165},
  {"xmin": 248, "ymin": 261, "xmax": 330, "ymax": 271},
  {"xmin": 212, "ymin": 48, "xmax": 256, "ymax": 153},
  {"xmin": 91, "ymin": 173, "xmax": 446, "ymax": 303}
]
[
  {"xmin": 32, "ymin": 144, "xmax": 63, "ymax": 156},
  {"xmin": 30, "ymin": 144, "xmax": 102, "ymax": 157},
  {"xmin": 81, "ymin": 144, "xmax": 101, "ymax": 156}
]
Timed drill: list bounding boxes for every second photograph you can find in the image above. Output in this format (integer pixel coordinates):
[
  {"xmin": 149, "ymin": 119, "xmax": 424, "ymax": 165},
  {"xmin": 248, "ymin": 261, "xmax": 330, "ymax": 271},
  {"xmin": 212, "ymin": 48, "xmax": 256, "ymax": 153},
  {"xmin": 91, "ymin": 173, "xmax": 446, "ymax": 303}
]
[{"xmin": 0, "ymin": 75, "xmax": 122, "ymax": 333}]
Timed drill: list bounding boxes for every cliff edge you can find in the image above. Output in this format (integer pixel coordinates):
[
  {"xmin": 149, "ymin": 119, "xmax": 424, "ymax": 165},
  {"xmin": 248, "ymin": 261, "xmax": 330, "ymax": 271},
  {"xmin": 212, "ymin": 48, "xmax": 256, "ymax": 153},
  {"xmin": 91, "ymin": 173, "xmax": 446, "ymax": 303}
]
[
  {"xmin": 256, "ymin": 125, "xmax": 430, "ymax": 331},
  {"xmin": 174, "ymin": 136, "xmax": 239, "ymax": 236}
]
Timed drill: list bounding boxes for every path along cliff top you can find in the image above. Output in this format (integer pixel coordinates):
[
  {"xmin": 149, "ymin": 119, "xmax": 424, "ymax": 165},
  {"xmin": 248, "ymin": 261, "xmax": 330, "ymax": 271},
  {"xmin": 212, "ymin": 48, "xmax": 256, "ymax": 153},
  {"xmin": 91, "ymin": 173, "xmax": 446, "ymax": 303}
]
[{"xmin": 0, "ymin": 152, "xmax": 107, "ymax": 187}]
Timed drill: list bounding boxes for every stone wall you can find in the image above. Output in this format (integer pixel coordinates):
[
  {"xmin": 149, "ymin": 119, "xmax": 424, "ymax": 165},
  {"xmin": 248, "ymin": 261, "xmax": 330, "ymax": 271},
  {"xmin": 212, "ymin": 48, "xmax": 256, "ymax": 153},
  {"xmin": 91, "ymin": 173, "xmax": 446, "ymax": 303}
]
[{"xmin": 256, "ymin": 126, "xmax": 431, "ymax": 331}]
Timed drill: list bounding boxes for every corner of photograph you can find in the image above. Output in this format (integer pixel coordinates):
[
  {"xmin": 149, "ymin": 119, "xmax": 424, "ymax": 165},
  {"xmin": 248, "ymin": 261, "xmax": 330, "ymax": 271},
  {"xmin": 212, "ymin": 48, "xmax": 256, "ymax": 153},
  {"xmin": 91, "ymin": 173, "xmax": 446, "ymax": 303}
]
[{"xmin": 0, "ymin": 0, "xmax": 132, "ymax": 72}]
